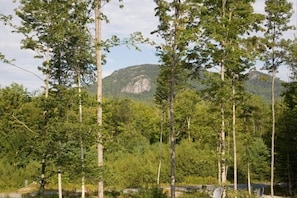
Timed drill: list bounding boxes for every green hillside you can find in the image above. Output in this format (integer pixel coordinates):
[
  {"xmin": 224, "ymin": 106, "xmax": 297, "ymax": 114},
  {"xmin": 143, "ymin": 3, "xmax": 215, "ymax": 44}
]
[{"xmin": 87, "ymin": 64, "xmax": 285, "ymax": 103}]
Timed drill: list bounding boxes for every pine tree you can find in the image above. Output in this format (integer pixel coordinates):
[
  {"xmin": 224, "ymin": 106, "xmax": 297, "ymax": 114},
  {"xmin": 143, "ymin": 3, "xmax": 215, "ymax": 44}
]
[{"xmin": 153, "ymin": 0, "xmax": 203, "ymax": 197}]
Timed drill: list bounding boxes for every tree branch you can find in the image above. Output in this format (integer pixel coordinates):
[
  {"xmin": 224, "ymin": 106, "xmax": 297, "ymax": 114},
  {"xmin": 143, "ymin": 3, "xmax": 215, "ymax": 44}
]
[{"xmin": 12, "ymin": 114, "xmax": 36, "ymax": 134}]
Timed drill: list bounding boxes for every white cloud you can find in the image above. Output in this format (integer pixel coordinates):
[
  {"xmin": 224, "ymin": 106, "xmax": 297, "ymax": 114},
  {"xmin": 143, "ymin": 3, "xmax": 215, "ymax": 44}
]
[
  {"xmin": 0, "ymin": 0, "xmax": 159, "ymax": 92},
  {"xmin": 102, "ymin": 0, "xmax": 158, "ymax": 38}
]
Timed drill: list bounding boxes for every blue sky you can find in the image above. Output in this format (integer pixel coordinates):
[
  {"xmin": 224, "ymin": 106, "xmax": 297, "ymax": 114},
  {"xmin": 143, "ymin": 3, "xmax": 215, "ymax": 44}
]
[
  {"xmin": 0, "ymin": 0, "xmax": 296, "ymax": 92},
  {"xmin": 0, "ymin": 0, "xmax": 159, "ymax": 92}
]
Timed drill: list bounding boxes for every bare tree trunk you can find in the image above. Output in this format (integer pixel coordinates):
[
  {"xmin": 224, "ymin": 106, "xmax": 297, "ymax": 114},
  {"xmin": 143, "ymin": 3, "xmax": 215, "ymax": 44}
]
[
  {"xmin": 271, "ymin": 68, "xmax": 276, "ymax": 198},
  {"xmin": 169, "ymin": 65, "xmax": 175, "ymax": 198},
  {"xmin": 58, "ymin": 140, "xmax": 62, "ymax": 198},
  {"xmin": 220, "ymin": 50, "xmax": 226, "ymax": 198},
  {"xmin": 157, "ymin": 151, "xmax": 162, "ymax": 186},
  {"xmin": 157, "ymin": 110, "xmax": 164, "ymax": 185},
  {"xmin": 78, "ymin": 73, "xmax": 85, "ymax": 198},
  {"xmin": 247, "ymin": 161, "xmax": 251, "ymax": 195},
  {"xmin": 232, "ymin": 81, "xmax": 237, "ymax": 192},
  {"xmin": 58, "ymin": 169, "xmax": 62, "ymax": 198},
  {"xmin": 244, "ymin": 104, "xmax": 251, "ymax": 196},
  {"xmin": 220, "ymin": 0, "xmax": 227, "ymax": 196},
  {"xmin": 186, "ymin": 116, "xmax": 191, "ymax": 142},
  {"xmin": 40, "ymin": 15, "xmax": 50, "ymax": 196},
  {"xmin": 39, "ymin": 155, "xmax": 46, "ymax": 197},
  {"xmin": 95, "ymin": 1, "xmax": 103, "ymax": 197},
  {"xmin": 221, "ymin": 103, "xmax": 226, "ymax": 198},
  {"xmin": 220, "ymin": 64, "xmax": 227, "ymax": 198},
  {"xmin": 287, "ymin": 154, "xmax": 292, "ymax": 195},
  {"xmin": 218, "ymin": 146, "xmax": 221, "ymax": 185}
]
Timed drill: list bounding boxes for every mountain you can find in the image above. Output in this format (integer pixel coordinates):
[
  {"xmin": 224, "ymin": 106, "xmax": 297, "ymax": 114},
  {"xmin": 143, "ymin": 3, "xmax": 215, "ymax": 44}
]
[
  {"xmin": 87, "ymin": 64, "xmax": 286, "ymax": 103},
  {"xmin": 245, "ymin": 70, "xmax": 285, "ymax": 102}
]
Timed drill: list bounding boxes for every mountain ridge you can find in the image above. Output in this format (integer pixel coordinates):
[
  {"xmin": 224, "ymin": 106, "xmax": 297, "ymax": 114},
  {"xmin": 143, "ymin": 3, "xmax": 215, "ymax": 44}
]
[{"xmin": 87, "ymin": 64, "xmax": 285, "ymax": 103}]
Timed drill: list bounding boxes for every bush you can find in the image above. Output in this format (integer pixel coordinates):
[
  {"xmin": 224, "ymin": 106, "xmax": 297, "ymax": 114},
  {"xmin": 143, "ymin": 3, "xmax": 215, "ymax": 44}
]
[
  {"xmin": 183, "ymin": 176, "xmax": 218, "ymax": 185},
  {"xmin": 122, "ymin": 187, "xmax": 168, "ymax": 198},
  {"xmin": 227, "ymin": 189, "xmax": 259, "ymax": 198},
  {"xmin": 178, "ymin": 191, "xmax": 210, "ymax": 198}
]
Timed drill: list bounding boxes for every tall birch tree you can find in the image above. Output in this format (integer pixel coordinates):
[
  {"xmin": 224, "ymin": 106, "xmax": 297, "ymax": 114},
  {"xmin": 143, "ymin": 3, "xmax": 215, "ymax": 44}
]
[
  {"xmin": 94, "ymin": 0, "xmax": 104, "ymax": 197},
  {"xmin": 198, "ymin": 1, "xmax": 264, "ymax": 196},
  {"xmin": 16, "ymin": 0, "xmax": 95, "ymax": 195},
  {"xmin": 262, "ymin": 0, "xmax": 294, "ymax": 196}
]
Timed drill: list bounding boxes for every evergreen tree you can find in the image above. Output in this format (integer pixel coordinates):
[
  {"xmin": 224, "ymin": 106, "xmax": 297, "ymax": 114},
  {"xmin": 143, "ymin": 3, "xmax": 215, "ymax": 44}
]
[
  {"xmin": 275, "ymin": 82, "xmax": 297, "ymax": 195},
  {"xmin": 153, "ymin": 0, "xmax": 203, "ymax": 197}
]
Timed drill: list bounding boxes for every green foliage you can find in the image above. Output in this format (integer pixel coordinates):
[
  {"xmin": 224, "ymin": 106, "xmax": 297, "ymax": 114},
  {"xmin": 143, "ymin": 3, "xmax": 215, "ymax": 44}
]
[
  {"xmin": 0, "ymin": 82, "xmax": 285, "ymax": 193},
  {"xmin": 16, "ymin": 0, "xmax": 96, "ymax": 88},
  {"xmin": 285, "ymin": 37, "xmax": 297, "ymax": 79},
  {"xmin": 262, "ymin": 0, "xmax": 294, "ymax": 72},
  {"xmin": 176, "ymin": 141, "xmax": 217, "ymax": 182},
  {"xmin": 89, "ymin": 64, "xmax": 285, "ymax": 104},
  {"xmin": 178, "ymin": 191, "xmax": 210, "ymax": 198},
  {"xmin": 275, "ymin": 82, "xmax": 297, "ymax": 188},
  {"xmin": 227, "ymin": 189, "xmax": 259, "ymax": 198},
  {"xmin": 0, "ymin": 157, "xmax": 39, "ymax": 189},
  {"xmin": 245, "ymin": 71, "xmax": 285, "ymax": 103},
  {"xmin": 123, "ymin": 187, "xmax": 168, "ymax": 198},
  {"xmin": 104, "ymin": 150, "xmax": 157, "ymax": 189},
  {"xmin": 1, "ymin": 1, "xmax": 296, "ymax": 196}
]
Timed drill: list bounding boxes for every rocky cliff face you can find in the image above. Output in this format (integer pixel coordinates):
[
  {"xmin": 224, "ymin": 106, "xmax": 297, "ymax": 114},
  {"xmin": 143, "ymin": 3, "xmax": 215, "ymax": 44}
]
[{"xmin": 121, "ymin": 75, "xmax": 151, "ymax": 94}]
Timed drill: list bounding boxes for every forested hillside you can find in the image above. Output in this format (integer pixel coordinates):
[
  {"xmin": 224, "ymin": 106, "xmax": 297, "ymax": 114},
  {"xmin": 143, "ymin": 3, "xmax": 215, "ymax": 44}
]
[
  {"xmin": 0, "ymin": 81, "xmax": 294, "ymax": 197},
  {"xmin": 0, "ymin": 83, "xmax": 270, "ymax": 191},
  {"xmin": 88, "ymin": 64, "xmax": 285, "ymax": 103}
]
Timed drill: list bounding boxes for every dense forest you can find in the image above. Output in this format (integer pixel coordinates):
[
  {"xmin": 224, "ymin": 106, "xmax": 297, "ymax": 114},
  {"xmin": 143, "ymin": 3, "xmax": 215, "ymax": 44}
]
[{"xmin": 1, "ymin": 0, "xmax": 297, "ymax": 198}]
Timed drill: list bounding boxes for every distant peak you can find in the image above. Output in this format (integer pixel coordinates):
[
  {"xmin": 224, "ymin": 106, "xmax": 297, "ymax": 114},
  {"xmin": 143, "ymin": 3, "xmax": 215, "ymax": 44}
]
[{"xmin": 121, "ymin": 75, "xmax": 151, "ymax": 94}]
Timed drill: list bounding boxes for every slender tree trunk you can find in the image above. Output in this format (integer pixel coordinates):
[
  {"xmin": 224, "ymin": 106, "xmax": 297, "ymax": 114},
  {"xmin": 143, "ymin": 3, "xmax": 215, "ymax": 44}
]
[
  {"xmin": 187, "ymin": 116, "xmax": 191, "ymax": 142},
  {"xmin": 58, "ymin": 169, "xmax": 62, "ymax": 198},
  {"xmin": 58, "ymin": 140, "xmax": 62, "ymax": 198},
  {"xmin": 39, "ymin": 155, "xmax": 46, "ymax": 197},
  {"xmin": 39, "ymin": 17, "xmax": 50, "ymax": 196},
  {"xmin": 232, "ymin": 81, "xmax": 237, "ymax": 192},
  {"xmin": 169, "ymin": 64, "xmax": 175, "ymax": 198},
  {"xmin": 218, "ymin": 145, "xmax": 221, "ymax": 185},
  {"xmin": 157, "ymin": 110, "xmax": 164, "ymax": 185},
  {"xmin": 220, "ymin": 67, "xmax": 227, "ymax": 197},
  {"xmin": 220, "ymin": 1, "xmax": 227, "ymax": 196},
  {"xmin": 244, "ymin": 105, "xmax": 251, "ymax": 195},
  {"xmin": 45, "ymin": 0, "xmax": 50, "ymax": 100},
  {"xmin": 157, "ymin": 141, "xmax": 162, "ymax": 186},
  {"xmin": 220, "ymin": 50, "xmax": 226, "ymax": 198},
  {"xmin": 221, "ymin": 102, "xmax": 226, "ymax": 198},
  {"xmin": 78, "ymin": 73, "xmax": 85, "ymax": 198},
  {"xmin": 247, "ymin": 161, "xmax": 251, "ymax": 195},
  {"xmin": 287, "ymin": 154, "xmax": 292, "ymax": 195},
  {"xmin": 271, "ymin": 67, "xmax": 276, "ymax": 198},
  {"xmin": 95, "ymin": 1, "xmax": 103, "ymax": 197},
  {"xmin": 168, "ymin": 0, "xmax": 183, "ymax": 196},
  {"xmin": 81, "ymin": 137, "xmax": 85, "ymax": 198}
]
